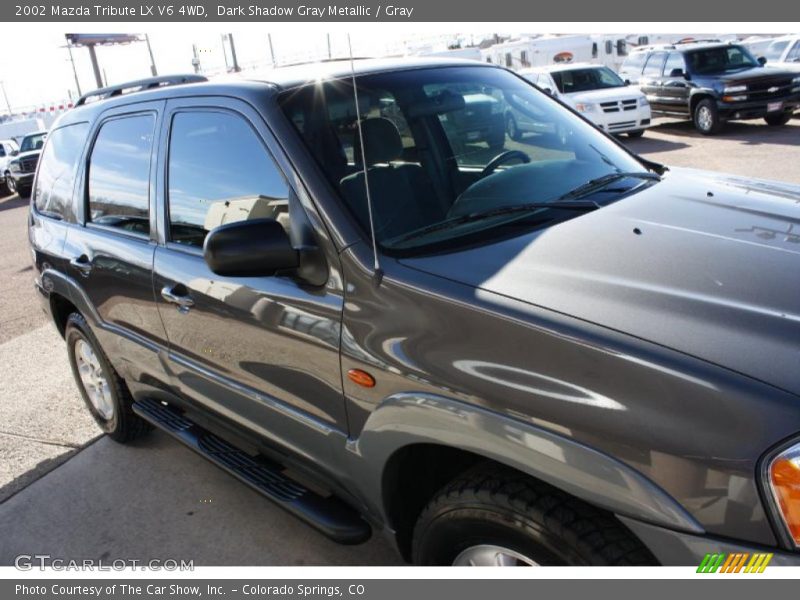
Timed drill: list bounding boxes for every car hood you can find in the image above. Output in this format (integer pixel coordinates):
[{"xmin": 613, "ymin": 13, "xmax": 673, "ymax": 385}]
[
  {"xmin": 12, "ymin": 149, "xmax": 40, "ymax": 162},
  {"xmin": 564, "ymin": 86, "xmax": 644, "ymax": 104},
  {"xmin": 400, "ymin": 168, "xmax": 800, "ymax": 396},
  {"xmin": 717, "ymin": 66, "xmax": 798, "ymax": 83}
]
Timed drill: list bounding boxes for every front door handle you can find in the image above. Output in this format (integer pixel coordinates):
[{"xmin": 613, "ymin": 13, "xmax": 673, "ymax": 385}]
[
  {"xmin": 69, "ymin": 255, "xmax": 93, "ymax": 275},
  {"xmin": 161, "ymin": 285, "xmax": 195, "ymax": 312}
]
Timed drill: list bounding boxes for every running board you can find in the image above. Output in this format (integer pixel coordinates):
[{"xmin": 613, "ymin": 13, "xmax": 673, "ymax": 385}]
[{"xmin": 132, "ymin": 398, "xmax": 370, "ymax": 545}]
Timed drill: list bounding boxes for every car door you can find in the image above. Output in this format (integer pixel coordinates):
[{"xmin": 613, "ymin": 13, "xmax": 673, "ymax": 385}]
[
  {"xmin": 639, "ymin": 51, "xmax": 668, "ymax": 112},
  {"xmin": 151, "ymin": 96, "xmax": 347, "ymax": 468},
  {"xmin": 63, "ymin": 101, "xmax": 170, "ymax": 387},
  {"xmin": 660, "ymin": 52, "xmax": 691, "ymax": 115}
]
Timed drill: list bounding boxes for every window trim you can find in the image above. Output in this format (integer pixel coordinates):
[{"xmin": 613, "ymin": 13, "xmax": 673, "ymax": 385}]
[
  {"xmin": 162, "ymin": 105, "xmax": 294, "ymax": 257},
  {"xmin": 83, "ymin": 110, "xmax": 158, "ymax": 241}
]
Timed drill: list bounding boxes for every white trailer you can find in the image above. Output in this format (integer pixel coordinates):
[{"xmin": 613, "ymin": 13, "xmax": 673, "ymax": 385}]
[{"xmin": 0, "ymin": 118, "xmax": 47, "ymax": 143}]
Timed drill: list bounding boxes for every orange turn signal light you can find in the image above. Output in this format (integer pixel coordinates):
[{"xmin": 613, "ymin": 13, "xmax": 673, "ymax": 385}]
[
  {"xmin": 769, "ymin": 447, "xmax": 800, "ymax": 546},
  {"xmin": 347, "ymin": 368, "xmax": 376, "ymax": 388}
]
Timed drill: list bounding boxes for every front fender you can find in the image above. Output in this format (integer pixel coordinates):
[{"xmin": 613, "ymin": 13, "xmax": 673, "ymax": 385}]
[{"xmin": 347, "ymin": 392, "xmax": 703, "ymax": 535}]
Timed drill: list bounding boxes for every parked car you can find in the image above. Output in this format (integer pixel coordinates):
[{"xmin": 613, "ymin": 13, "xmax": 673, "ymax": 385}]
[
  {"xmin": 517, "ymin": 63, "xmax": 651, "ymax": 138},
  {"xmin": 30, "ymin": 63, "xmax": 800, "ymax": 567},
  {"xmin": 0, "ymin": 138, "xmax": 20, "ymax": 194},
  {"xmin": 758, "ymin": 35, "xmax": 800, "ymax": 72},
  {"xmin": 619, "ymin": 40, "xmax": 800, "ymax": 134},
  {"xmin": 6, "ymin": 130, "xmax": 46, "ymax": 196}
]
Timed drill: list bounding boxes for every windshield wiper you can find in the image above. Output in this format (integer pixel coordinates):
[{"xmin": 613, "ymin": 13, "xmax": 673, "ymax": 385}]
[
  {"xmin": 556, "ymin": 171, "xmax": 660, "ymax": 203},
  {"xmin": 389, "ymin": 201, "xmax": 600, "ymax": 245}
]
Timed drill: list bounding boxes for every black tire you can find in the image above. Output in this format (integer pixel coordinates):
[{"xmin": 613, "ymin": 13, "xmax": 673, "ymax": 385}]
[
  {"xmin": 65, "ymin": 313, "xmax": 151, "ymax": 443},
  {"xmin": 627, "ymin": 130, "xmax": 645, "ymax": 139},
  {"xmin": 506, "ymin": 114, "xmax": 522, "ymax": 141},
  {"xmin": 693, "ymin": 98, "xmax": 723, "ymax": 135},
  {"xmin": 412, "ymin": 464, "xmax": 657, "ymax": 566},
  {"xmin": 17, "ymin": 184, "xmax": 31, "ymax": 198},
  {"xmin": 5, "ymin": 172, "xmax": 16, "ymax": 195},
  {"xmin": 764, "ymin": 112, "xmax": 792, "ymax": 126}
]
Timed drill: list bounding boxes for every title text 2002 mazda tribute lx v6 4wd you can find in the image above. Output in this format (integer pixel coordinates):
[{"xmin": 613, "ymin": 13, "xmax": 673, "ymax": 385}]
[{"xmin": 29, "ymin": 59, "xmax": 800, "ymax": 566}]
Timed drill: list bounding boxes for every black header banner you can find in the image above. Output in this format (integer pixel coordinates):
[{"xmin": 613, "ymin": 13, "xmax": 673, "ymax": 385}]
[{"xmin": 3, "ymin": 0, "xmax": 800, "ymax": 21}]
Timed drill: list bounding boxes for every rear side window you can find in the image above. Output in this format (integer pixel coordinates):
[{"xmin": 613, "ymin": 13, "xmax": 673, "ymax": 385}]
[
  {"xmin": 621, "ymin": 53, "xmax": 647, "ymax": 74},
  {"xmin": 643, "ymin": 52, "xmax": 668, "ymax": 76},
  {"xmin": 34, "ymin": 123, "xmax": 89, "ymax": 221},
  {"xmin": 87, "ymin": 114, "xmax": 155, "ymax": 236},
  {"xmin": 663, "ymin": 53, "xmax": 686, "ymax": 76},
  {"xmin": 167, "ymin": 111, "xmax": 289, "ymax": 248}
]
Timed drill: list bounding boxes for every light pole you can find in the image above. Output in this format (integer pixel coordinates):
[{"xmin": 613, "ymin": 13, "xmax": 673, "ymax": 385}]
[
  {"xmin": 0, "ymin": 81, "xmax": 11, "ymax": 115},
  {"xmin": 145, "ymin": 34, "xmax": 158, "ymax": 76}
]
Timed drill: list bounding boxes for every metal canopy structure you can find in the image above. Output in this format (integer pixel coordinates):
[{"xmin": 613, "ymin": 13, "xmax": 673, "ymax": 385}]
[{"xmin": 65, "ymin": 34, "xmax": 158, "ymax": 91}]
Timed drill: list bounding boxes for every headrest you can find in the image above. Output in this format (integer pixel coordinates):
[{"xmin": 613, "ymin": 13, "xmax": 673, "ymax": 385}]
[{"xmin": 355, "ymin": 118, "xmax": 403, "ymax": 166}]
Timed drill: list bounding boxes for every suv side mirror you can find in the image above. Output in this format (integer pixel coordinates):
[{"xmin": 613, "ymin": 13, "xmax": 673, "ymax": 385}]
[
  {"xmin": 10, "ymin": 149, "xmax": 18, "ymax": 156},
  {"xmin": 203, "ymin": 218, "xmax": 298, "ymax": 278},
  {"xmin": 758, "ymin": 56, "xmax": 767, "ymax": 66},
  {"xmin": 543, "ymin": 87, "xmax": 554, "ymax": 96},
  {"xmin": 669, "ymin": 68, "xmax": 686, "ymax": 78}
]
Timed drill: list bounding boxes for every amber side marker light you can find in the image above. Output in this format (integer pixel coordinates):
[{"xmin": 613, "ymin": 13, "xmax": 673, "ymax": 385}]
[
  {"xmin": 347, "ymin": 369, "xmax": 376, "ymax": 388},
  {"xmin": 769, "ymin": 447, "xmax": 800, "ymax": 546}
]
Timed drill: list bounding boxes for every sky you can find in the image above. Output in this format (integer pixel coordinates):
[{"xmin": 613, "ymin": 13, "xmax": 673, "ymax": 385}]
[{"xmin": 0, "ymin": 30, "xmax": 475, "ymax": 111}]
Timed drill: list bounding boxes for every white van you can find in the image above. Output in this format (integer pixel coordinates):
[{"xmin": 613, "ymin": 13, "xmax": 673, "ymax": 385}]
[{"xmin": 514, "ymin": 63, "xmax": 652, "ymax": 138}]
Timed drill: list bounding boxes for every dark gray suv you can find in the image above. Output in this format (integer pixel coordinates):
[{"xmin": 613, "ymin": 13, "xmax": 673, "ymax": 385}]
[{"xmin": 28, "ymin": 59, "xmax": 800, "ymax": 566}]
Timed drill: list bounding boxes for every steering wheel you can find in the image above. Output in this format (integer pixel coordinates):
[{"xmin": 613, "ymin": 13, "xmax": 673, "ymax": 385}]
[{"xmin": 480, "ymin": 150, "xmax": 531, "ymax": 178}]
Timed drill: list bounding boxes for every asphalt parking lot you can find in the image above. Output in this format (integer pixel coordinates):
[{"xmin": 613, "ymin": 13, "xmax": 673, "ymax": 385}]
[{"xmin": 0, "ymin": 117, "xmax": 798, "ymax": 566}]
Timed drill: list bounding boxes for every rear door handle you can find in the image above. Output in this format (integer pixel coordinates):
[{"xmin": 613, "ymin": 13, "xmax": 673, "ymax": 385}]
[
  {"xmin": 161, "ymin": 285, "xmax": 195, "ymax": 312},
  {"xmin": 69, "ymin": 255, "xmax": 93, "ymax": 275}
]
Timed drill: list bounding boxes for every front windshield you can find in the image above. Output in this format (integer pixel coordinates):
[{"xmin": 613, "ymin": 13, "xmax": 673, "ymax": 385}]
[
  {"xmin": 687, "ymin": 45, "xmax": 759, "ymax": 74},
  {"xmin": 20, "ymin": 133, "xmax": 46, "ymax": 153},
  {"xmin": 551, "ymin": 67, "xmax": 626, "ymax": 93},
  {"xmin": 280, "ymin": 66, "xmax": 652, "ymax": 253}
]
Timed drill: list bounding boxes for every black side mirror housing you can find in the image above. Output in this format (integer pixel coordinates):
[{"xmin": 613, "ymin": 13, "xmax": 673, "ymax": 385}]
[
  {"xmin": 669, "ymin": 68, "xmax": 686, "ymax": 78},
  {"xmin": 543, "ymin": 87, "xmax": 554, "ymax": 96},
  {"xmin": 758, "ymin": 56, "xmax": 767, "ymax": 66},
  {"xmin": 10, "ymin": 149, "xmax": 18, "ymax": 156},
  {"xmin": 203, "ymin": 218, "xmax": 298, "ymax": 278}
]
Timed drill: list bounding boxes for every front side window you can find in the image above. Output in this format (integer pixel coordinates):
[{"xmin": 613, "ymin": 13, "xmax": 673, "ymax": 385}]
[
  {"xmin": 687, "ymin": 45, "xmax": 759, "ymax": 74},
  {"xmin": 34, "ymin": 122, "xmax": 89, "ymax": 220},
  {"xmin": 764, "ymin": 40, "xmax": 790, "ymax": 62},
  {"xmin": 167, "ymin": 111, "xmax": 289, "ymax": 248},
  {"xmin": 663, "ymin": 53, "xmax": 686, "ymax": 76},
  {"xmin": 280, "ymin": 66, "xmax": 651, "ymax": 254},
  {"xmin": 551, "ymin": 67, "xmax": 625, "ymax": 94},
  {"xmin": 87, "ymin": 114, "xmax": 155, "ymax": 235},
  {"xmin": 787, "ymin": 41, "xmax": 800, "ymax": 62}
]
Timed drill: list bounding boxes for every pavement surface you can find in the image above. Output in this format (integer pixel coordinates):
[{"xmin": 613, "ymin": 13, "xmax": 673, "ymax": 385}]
[{"xmin": 0, "ymin": 117, "xmax": 798, "ymax": 565}]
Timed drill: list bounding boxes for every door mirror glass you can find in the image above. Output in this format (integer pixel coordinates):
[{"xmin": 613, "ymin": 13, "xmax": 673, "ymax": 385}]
[{"xmin": 203, "ymin": 218, "xmax": 298, "ymax": 277}]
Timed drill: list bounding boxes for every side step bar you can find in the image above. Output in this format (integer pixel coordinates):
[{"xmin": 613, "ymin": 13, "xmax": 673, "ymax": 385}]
[{"xmin": 132, "ymin": 398, "xmax": 370, "ymax": 545}]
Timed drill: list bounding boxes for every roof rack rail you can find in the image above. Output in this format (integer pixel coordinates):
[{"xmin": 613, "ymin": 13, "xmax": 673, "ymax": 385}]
[
  {"xmin": 75, "ymin": 74, "xmax": 208, "ymax": 106},
  {"xmin": 674, "ymin": 38, "xmax": 722, "ymax": 45}
]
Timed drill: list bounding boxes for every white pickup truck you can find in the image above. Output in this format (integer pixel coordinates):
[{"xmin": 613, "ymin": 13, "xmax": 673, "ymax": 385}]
[
  {"xmin": 515, "ymin": 63, "xmax": 652, "ymax": 138},
  {"xmin": 759, "ymin": 35, "xmax": 800, "ymax": 71}
]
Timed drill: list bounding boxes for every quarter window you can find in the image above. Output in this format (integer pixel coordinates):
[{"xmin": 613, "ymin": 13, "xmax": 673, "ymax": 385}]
[
  {"xmin": 167, "ymin": 111, "xmax": 289, "ymax": 248},
  {"xmin": 87, "ymin": 114, "xmax": 155, "ymax": 235},
  {"xmin": 34, "ymin": 122, "xmax": 90, "ymax": 220}
]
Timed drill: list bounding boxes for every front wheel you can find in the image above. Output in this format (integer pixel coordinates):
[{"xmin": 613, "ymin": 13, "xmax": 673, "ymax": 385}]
[
  {"xmin": 693, "ymin": 99, "xmax": 723, "ymax": 135},
  {"xmin": 5, "ymin": 173, "xmax": 16, "ymax": 195},
  {"xmin": 764, "ymin": 112, "xmax": 792, "ymax": 126},
  {"xmin": 506, "ymin": 114, "xmax": 522, "ymax": 141},
  {"xmin": 627, "ymin": 129, "xmax": 645, "ymax": 139},
  {"xmin": 412, "ymin": 464, "xmax": 657, "ymax": 566},
  {"xmin": 65, "ymin": 313, "xmax": 150, "ymax": 443}
]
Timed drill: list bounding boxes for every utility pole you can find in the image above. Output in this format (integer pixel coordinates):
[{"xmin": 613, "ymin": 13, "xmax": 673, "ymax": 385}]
[
  {"xmin": 145, "ymin": 34, "xmax": 158, "ymax": 76},
  {"xmin": 66, "ymin": 44, "xmax": 82, "ymax": 96},
  {"xmin": 327, "ymin": 33, "xmax": 332, "ymax": 59},
  {"xmin": 267, "ymin": 34, "xmax": 275, "ymax": 66},
  {"xmin": 191, "ymin": 44, "xmax": 201, "ymax": 74},
  {"xmin": 86, "ymin": 43, "xmax": 103, "ymax": 88},
  {"xmin": 0, "ymin": 81, "xmax": 12, "ymax": 115},
  {"xmin": 227, "ymin": 33, "xmax": 240, "ymax": 72}
]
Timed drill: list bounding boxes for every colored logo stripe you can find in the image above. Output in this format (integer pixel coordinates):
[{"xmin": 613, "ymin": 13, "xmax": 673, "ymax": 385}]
[{"xmin": 697, "ymin": 553, "xmax": 773, "ymax": 573}]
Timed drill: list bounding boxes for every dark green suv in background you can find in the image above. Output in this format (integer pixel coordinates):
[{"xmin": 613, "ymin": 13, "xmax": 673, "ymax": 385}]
[
  {"xmin": 28, "ymin": 60, "xmax": 800, "ymax": 566},
  {"xmin": 619, "ymin": 40, "xmax": 800, "ymax": 134}
]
